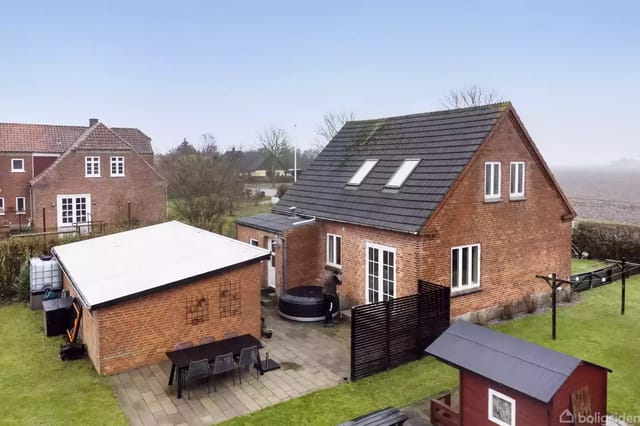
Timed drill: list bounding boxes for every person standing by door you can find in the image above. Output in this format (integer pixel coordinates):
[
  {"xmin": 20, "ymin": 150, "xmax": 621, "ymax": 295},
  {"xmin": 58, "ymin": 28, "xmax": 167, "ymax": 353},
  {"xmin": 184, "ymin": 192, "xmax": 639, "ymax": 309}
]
[{"xmin": 322, "ymin": 271, "xmax": 342, "ymax": 327}]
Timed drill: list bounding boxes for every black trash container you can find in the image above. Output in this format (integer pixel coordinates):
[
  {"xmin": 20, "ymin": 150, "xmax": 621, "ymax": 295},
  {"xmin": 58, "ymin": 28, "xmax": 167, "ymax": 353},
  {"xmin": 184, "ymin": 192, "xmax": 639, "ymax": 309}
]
[{"xmin": 43, "ymin": 296, "xmax": 73, "ymax": 337}]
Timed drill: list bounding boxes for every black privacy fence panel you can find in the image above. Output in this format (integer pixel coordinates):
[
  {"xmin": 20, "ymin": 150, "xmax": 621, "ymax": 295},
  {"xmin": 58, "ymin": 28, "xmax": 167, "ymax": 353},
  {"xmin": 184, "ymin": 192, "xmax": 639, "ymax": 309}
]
[
  {"xmin": 570, "ymin": 261, "xmax": 640, "ymax": 293},
  {"xmin": 350, "ymin": 281, "xmax": 450, "ymax": 381}
]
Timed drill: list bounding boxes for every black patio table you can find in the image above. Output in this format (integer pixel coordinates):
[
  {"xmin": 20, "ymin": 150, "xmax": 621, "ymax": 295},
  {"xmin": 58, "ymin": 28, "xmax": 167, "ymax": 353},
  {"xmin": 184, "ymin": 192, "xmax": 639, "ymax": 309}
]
[{"xmin": 166, "ymin": 334, "xmax": 264, "ymax": 398}]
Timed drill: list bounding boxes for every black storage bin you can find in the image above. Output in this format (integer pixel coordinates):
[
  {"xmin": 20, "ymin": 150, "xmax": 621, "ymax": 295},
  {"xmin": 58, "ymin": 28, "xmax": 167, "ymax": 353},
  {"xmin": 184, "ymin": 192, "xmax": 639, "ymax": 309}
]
[{"xmin": 43, "ymin": 296, "xmax": 73, "ymax": 337}]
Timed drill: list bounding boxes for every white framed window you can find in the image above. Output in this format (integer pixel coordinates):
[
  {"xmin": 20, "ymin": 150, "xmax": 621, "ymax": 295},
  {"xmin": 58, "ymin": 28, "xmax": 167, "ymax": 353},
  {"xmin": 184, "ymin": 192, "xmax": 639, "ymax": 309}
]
[
  {"xmin": 366, "ymin": 243, "xmax": 396, "ymax": 303},
  {"xmin": 110, "ymin": 156, "xmax": 125, "ymax": 177},
  {"xmin": 16, "ymin": 197, "xmax": 26, "ymax": 214},
  {"xmin": 510, "ymin": 162, "xmax": 525, "ymax": 198},
  {"xmin": 451, "ymin": 244, "xmax": 480, "ymax": 292},
  {"xmin": 11, "ymin": 158, "xmax": 25, "ymax": 172},
  {"xmin": 0, "ymin": 198, "xmax": 4, "ymax": 215},
  {"xmin": 348, "ymin": 159, "xmax": 378, "ymax": 185},
  {"xmin": 85, "ymin": 156, "xmax": 100, "ymax": 177},
  {"xmin": 386, "ymin": 159, "xmax": 420, "ymax": 188},
  {"xmin": 249, "ymin": 238, "xmax": 259, "ymax": 247},
  {"xmin": 326, "ymin": 234, "xmax": 342, "ymax": 267},
  {"xmin": 484, "ymin": 162, "xmax": 501, "ymax": 200},
  {"xmin": 488, "ymin": 389, "xmax": 516, "ymax": 426}
]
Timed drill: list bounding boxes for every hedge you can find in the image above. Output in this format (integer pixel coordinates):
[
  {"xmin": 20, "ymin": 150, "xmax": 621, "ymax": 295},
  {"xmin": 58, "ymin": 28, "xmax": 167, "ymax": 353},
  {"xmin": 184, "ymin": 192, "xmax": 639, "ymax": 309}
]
[{"xmin": 573, "ymin": 220, "xmax": 640, "ymax": 262}]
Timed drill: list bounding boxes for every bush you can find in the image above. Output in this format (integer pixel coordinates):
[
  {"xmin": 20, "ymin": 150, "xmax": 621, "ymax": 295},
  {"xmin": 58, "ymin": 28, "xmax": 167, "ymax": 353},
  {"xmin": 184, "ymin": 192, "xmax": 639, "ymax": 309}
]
[
  {"xmin": 12, "ymin": 262, "xmax": 30, "ymax": 302},
  {"xmin": 523, "ymin": 294, "xmax": 538, "ymax": 314},
  {"xmin": 573, "ymin": 220, "xmax": 640, "ymax": 261},
  {"xmin": 500, "ymin": 302, "xmax": 517, "ymax": 320}
]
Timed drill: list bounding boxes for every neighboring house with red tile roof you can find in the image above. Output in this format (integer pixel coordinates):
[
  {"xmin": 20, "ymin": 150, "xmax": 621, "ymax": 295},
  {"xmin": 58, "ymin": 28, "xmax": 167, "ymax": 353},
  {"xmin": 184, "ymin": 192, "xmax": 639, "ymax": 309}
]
[{"xmin": 0, "ymin": 119, "xmax": 166, "ymax": 232}]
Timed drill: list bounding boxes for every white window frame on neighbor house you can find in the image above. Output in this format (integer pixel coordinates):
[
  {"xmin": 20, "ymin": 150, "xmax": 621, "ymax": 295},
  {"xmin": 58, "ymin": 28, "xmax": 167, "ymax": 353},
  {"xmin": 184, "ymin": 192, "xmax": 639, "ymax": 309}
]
[
  {"xmin": 509, "ymin": 161, "xmax": 525, "ymax": 199},
  {"xmin": 0, "ymin": 198, "xmax": 4, "ymax": 215},
  {"xmin": 488, "ymin": 388, "xmax": 516, "ymax": 426},
  {"xmin": 16, "ymin": 197, "xmax": 26, "ymax": 214},
  {"xmin": 326, "ymin": 233, "xmax": 342, "ymax": 268},
  {"xmin": 56, "ymin": 194, "xmax": 91, "ymax": 229},
  {"xmin": 249, "ymin": 238, "xmax": 259, "ymax": 247},
  {"xmin": 451, "ymin": 244, "xmax": 480, "ymax": 292},
  {"xmin": 110, "ymin": 156, "xmax": 125, "ymax": 177},
  {"xmin": 348, "ymin": 159, "xmax": 378, "ymax": 186},
  {"xmin": 85, "ymin": 156, "xmax": 100, "ymax": 177},
  {"xmin": 11, "ymin": 158, "xmax": 25, "ymax": 172},
  {"xmin": 484, "ymin": 161, "xmax": 501, "ymax": 200},
  {"xmin": 365, "ymin": 242, "xmax": 396, "ymax": 303},
  {"xmin": 386, "ymin": 159, "xmax": 420, "ymax": 188}
]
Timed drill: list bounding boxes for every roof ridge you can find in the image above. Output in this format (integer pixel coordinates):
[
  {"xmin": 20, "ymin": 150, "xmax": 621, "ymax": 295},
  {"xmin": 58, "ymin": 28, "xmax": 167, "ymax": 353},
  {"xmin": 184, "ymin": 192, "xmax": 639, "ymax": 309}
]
[{"xmin": 347, "ymin": 102, "xmax": 511, "ymax": 125}]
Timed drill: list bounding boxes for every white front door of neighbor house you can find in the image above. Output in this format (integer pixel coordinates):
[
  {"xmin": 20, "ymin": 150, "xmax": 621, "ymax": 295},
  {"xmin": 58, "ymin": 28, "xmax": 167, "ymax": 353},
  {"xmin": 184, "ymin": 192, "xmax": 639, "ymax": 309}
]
[
  {"xmin": 57, "ymin": 194, "xmax": 91, "ymax": 232},
  {"xmin": 365, "ymin": 243, "xmax": 396, "ymax": 303},
  {"xmin": 267, "ymin": 238, "xmax": 276, "ymax": 288}
]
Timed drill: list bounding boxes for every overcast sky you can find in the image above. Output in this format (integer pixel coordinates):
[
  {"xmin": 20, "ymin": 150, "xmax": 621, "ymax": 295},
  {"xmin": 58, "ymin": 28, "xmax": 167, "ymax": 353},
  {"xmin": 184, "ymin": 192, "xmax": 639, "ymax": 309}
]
[{"xmin": 1, "ymin": 1, "xmax": 638, "ymax": 166}]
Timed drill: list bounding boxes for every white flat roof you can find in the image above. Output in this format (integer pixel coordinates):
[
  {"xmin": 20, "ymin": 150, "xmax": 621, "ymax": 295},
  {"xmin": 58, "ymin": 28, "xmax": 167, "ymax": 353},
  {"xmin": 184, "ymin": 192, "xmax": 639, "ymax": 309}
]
[{"xmin": 53, "ymin": 221, "xmax": 270, "ymax": 309}]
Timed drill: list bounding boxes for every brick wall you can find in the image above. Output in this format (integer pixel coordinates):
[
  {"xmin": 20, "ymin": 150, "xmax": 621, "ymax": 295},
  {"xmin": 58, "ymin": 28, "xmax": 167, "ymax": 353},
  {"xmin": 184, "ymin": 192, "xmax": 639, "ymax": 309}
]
[
  {"xmin": 31, "ymin": 150, "xmax": 167, "ymax": 231},
  {"xmin": 421, "ymin": 112, "xmax": 572, "ymax": 316},
  {"xmin": 63, "ymin": 274, "xmax": 101, "ymax": 370},
  {"xmin": 0, "ymin": 154, "xmax": 33, "ymax": 226},
  {"xmin": 66, "ymin": 262, "xmax": 262, "ymax": 375}
]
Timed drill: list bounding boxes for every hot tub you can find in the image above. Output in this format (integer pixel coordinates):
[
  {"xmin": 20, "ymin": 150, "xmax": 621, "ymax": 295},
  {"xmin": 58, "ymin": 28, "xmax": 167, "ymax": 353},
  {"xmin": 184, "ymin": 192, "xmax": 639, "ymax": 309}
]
[{"xmin": 278, "ymin": 286, "xmax": 339, "ymax": 322}]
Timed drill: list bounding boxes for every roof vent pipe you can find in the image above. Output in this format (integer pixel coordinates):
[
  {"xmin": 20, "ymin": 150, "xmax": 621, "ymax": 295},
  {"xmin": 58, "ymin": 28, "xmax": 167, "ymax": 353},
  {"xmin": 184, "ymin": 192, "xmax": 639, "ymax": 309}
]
[{"xmin": 288, "ymin": 206, "xmax": 296, "ymax": 217}]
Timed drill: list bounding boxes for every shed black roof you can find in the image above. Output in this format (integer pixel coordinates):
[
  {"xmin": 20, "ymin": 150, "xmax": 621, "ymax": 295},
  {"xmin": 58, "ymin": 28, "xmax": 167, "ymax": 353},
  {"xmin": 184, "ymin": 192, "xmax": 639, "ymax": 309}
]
[
  {"xmin": 274, "ymin": 103, "xmax": 508, "ymax": 233},
  {"xmin": 425, "ymin": 321, "xmax": 610, "ymax": 403},
  {"xmin": 236, "ymin": 212, "xmax": 315, "ymax": 234}
]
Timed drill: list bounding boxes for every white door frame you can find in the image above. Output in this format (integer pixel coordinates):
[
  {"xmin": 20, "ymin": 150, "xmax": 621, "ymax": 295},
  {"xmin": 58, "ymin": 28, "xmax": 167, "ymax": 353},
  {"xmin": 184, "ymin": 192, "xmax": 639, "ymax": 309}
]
[
  {"xmin": 56, "ymin": 194, "xmax": 91, "ymax": 230},
  {"xmin": 267, "ymin": 238, "xmax": 276, "ymax": 288},
  {"xmin": 365, "ymin": 242, "xmax": 397, "ymax": 303}
]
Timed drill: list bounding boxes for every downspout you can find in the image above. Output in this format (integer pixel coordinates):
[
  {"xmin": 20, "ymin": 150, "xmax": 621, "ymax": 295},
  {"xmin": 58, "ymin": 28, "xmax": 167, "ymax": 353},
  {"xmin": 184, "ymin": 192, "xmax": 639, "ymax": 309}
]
[{"xmin": 280, "ymin": 234, "xmax": 287, "ymax": 292}]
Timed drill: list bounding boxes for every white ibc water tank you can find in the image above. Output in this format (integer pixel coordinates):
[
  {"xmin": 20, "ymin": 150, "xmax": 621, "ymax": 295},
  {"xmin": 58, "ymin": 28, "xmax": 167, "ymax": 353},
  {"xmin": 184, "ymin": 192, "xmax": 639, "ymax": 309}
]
[{"xmin": 30, "ymin": 257, "xmax": 62, "ymax": 293}]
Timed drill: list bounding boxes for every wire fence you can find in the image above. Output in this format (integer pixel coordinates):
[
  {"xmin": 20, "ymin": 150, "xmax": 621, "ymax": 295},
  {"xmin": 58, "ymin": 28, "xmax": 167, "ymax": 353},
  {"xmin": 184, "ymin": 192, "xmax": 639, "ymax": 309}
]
[{"xmin": 570, "ymin": 260, "xmax": 640, "ymax": 292}]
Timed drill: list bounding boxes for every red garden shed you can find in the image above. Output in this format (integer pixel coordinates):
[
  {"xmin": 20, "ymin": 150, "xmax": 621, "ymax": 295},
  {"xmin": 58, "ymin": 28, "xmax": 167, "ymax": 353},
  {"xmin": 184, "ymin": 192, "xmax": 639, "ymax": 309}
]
[{"xmin": 425, "ymin": 321, "xmax": 611, "ymax": 426}]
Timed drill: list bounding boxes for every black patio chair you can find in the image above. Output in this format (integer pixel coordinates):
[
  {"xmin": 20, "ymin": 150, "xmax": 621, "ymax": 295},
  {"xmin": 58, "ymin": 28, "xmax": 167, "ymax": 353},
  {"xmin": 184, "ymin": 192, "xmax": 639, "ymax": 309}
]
[
  {"xmin": 199, "ymin": 336, "xmax": 216, "ymax": 345},
  {"xmin": 211, "ymin": 352, "xmax": 235, "ymax": 391},
  {"xmin": 181, "ymin": 358, "xmax": 210, "ymax": 399},
  {"xmin": 174, "ymin": 341, "xmax": 193, "ymax": 350},
  {"xmin": 236, "ymin": 346, "xmax": 259, "ymax": 384},
  {"xmin": 222, "ymin": 331, "xmax": 238, "ymax": 339}
]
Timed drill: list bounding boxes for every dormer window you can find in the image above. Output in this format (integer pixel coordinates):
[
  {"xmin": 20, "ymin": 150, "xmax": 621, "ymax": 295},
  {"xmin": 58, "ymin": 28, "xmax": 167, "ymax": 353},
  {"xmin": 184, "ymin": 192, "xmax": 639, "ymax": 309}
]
[
  {"xmin": 347, "ymin": 159, "xmax": 378, "ymax": 186},
  {"xmin": 386, "ymin": 159, "xmax": 420, "ymax": 188}
]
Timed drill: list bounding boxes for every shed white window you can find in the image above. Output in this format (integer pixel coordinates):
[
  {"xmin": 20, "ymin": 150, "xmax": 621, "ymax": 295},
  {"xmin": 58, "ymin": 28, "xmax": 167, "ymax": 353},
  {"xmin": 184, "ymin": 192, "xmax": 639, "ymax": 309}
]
[
  {"xmin": 488, "ymin": 389, "xmax": 516, "ymax": 426},
  {"xmin": 484, "ymin": 162, "xmax": 501, "ymax": 200},
  {"xmin": 348, "ymin": 159, "xmax": 378, "ymax": 185},
  {"xmin": 85, "ymin": 156, "xmax": 100, "ymax": 177},
  {"xmin": 327, "ymin": 233, "xmax": 342, "ymax": 267},
  {"xmin": 0, "ymin": 198, "xmax": 4, "ymax": 214},
  {"xmin": 111, "ymin": 156, "xmax": 125, "ymax": 177},
  {"xmin": 16, "ymin": 197, "xmax": 26, "ymax": 214},
  {"xmin": 386, "ymin": 159, "xmax": 420, "ymax": 188},
  {"xmin": 510, "ymin": 162, "xmax": 525, "ymax": 198},
  {"xmin": 11, "ymin": 158, "xmax": 24, "ymax": 172},
  {"xmin": 451, "ymin": 244, "xmax": 480, "ymax": 292},
  {"xmin": 249, "ymin": 238, "xmax": 259, "ymax": 247}
]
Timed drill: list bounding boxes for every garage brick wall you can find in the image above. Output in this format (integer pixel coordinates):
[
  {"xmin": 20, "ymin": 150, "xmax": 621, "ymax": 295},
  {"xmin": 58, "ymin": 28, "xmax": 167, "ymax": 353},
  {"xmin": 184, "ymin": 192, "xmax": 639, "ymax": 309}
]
[{"xmin": 65, "ymin": 262, "xmax": 262, "ymax": 375}]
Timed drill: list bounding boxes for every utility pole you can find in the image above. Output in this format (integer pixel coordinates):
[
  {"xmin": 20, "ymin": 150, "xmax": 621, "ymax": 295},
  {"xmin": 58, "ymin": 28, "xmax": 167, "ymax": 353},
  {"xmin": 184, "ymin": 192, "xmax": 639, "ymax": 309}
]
[{"xmin": 536, "ymin": 273, "xmax": 573, "ymax": 340}]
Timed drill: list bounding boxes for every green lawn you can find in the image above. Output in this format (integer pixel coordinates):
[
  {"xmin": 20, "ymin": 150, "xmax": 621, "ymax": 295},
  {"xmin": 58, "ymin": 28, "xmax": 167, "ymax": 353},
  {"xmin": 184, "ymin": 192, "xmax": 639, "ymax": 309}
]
[
  {"xmin": 572, "ymin": 258, "xmax": 610, "ymax": 274},
  {"xmin": 0, "ymin": 304, "xmax": 127, "ymax": 426},
  {"xmin": 223, "ymin": 277, "xmax": 640, "ymax": 425}
]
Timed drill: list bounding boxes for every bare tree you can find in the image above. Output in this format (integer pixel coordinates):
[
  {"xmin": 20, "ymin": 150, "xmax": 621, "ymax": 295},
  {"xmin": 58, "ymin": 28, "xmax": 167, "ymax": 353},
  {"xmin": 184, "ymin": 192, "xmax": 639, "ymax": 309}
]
[
  {"xmin": 441, "ymin": 85, "xmax": 504, "ymax": 109},
  {"xmin": 258, "ymin": 127, "xmax": 292, "ymax": 187},
  {"xmin": 315, "ymin": 111, "xmax": 355, "ymax": 151}
]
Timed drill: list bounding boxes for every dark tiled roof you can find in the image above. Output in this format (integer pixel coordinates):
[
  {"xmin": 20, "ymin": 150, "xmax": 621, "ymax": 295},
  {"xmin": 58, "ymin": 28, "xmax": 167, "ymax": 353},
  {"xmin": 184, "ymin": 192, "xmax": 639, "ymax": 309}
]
[
  {"xmin": 236, "ymin": 212, "xmax": 315, "ymax": 234},
  {"xmin": 425, "ymin": 321, "xmax": 610, "ymax": 403},
  {"xmin": 0, "ymin": 122, "xmax": 153, "ymax": 154},
  {"xmin": 275, "ymin": 104, "xmax": 508, "ymax": 233}
]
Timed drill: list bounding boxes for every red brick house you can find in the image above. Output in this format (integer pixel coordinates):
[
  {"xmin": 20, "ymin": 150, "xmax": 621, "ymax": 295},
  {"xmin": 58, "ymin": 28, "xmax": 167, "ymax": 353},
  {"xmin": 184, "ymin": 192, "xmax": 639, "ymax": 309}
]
[
  {"xmin": 0, "ymin": 119, "xmax": 166, "ymax": 232},
  {"xmin": 236, "ymin": 103, "xmax": 576, "ymax": 317}
]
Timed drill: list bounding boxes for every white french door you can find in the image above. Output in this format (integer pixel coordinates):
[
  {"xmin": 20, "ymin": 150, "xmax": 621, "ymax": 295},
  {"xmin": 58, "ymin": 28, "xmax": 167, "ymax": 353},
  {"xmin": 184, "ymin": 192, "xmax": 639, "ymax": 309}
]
[
  {"xmin": 57, "ymin": 194, "xmax": 91, "ymax": 230},
  {"xmin": 365, "ymin": 243, "xmax": 396, "ymax": 303},
  {"xmin": 267, "ymin": 238, "xmax": 276, "ymax": 288}
]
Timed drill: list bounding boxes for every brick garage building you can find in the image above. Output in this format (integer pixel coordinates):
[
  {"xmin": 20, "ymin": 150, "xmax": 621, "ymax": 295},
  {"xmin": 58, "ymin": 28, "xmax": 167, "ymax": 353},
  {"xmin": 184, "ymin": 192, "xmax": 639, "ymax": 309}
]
[
  {"xmin": 52, "ymin": 221, "xmax": 270, "ymax": 375},
  {"xmin": 0, "ymin": 119, "xmax": 165, "ymax": 233},
  {"xmin": 237, "ymin": 103, "xmax": 576, "ymax": 317},
  {"xmin": 426, "ymin": 321, "xmax": 610, "ymax": 426}
]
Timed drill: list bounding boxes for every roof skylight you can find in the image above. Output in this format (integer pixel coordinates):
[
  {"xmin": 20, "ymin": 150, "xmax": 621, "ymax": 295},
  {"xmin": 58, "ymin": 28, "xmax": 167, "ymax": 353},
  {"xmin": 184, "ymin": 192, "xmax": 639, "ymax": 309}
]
[
  {"xmin": 386, "ymin": 159, "xmax": 420, "ymax": 188},
  {"xmin": 347, "ymin": 159, "xmax": 378, "ymax": 185}
]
